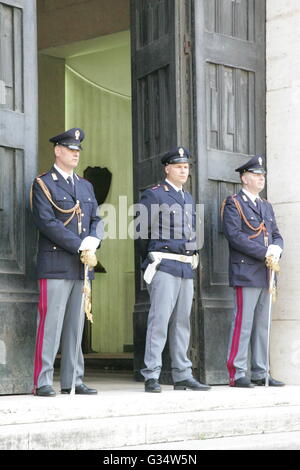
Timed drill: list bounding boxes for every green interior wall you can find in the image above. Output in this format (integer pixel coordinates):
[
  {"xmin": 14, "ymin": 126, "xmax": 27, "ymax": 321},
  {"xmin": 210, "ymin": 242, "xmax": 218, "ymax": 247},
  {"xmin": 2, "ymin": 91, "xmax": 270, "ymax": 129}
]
[
  {"xmin": 38, "ymin": 54, "xmax": 65, "ymax": 173},
  {"xmin": 65, "ymin": 32, "xmax": 134, "ymax": 353}
]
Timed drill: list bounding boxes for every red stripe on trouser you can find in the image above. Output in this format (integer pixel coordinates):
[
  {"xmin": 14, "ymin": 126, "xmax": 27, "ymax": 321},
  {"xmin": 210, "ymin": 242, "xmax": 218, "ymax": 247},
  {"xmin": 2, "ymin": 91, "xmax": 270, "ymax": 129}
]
[
  {"xmin": 227, "ymin": 287, "xmax": 243, "ymax": 386},
  {"xmin": 33, "ymin": 279, "xmax": 48, "ymax": 391}
]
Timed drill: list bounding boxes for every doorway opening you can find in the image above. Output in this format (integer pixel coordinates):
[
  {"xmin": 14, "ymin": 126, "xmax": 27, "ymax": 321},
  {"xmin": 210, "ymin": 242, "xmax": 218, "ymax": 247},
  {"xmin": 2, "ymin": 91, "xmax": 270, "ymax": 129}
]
[{"xmin": 37, "ymin": 4, "xmax": 134, "ymax": 371}]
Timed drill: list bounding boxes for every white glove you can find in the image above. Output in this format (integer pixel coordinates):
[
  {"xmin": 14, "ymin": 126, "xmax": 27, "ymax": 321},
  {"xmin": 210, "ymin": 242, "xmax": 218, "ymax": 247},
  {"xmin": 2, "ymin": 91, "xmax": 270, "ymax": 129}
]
[
  {"xmin": 79, "ymin": 236, "xmax": 101, "ymax": 252},
  {"xmin": 265, "ymin": 244, "xmax": 282, "ymax": 261}
]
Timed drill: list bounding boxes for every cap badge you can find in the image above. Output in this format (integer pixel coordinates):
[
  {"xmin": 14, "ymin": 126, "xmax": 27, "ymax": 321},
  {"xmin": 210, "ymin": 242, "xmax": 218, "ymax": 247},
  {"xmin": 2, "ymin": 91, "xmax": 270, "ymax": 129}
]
[
  {"xmin": 179, "ymin": 148, "xmax": 184, "ymax": 157},
  {"xmin": 75, "ymin": 130, "xmax": 80, "ymax": 141},
  {"xmin": 258, "ymin": 157, "xmax": 262, "ymax": 166}
]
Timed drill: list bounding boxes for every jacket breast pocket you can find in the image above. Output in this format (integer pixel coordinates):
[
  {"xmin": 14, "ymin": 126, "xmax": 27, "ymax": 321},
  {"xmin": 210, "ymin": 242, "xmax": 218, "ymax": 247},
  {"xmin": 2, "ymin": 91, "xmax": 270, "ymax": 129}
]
[
  {"xmin": 82, "ymin": 198, "xmax": 94, "ymax": 217},
  {"xmin": 54, "ymin": 197, "xmax": 76, "ymax": 211},
  {"xmin": 264, "ymin": 215, "xmax": 274, "ymax": 229},
  {"xmin": 244, "ymin": 215, "xmax": 261, "ymax": 228}
]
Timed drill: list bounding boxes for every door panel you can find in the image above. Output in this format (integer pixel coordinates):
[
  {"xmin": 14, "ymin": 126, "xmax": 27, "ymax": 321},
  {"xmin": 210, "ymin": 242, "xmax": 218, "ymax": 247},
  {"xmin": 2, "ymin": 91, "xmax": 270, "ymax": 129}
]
[
  {"xmin": 0, "ymin": 147, "xmax": 25, "ymax": 273},
  {"xmin": 0, "ymin": 0, "xmax": 38, "ymax": 394},
  {"xmin": 131, "ymin": 0, "xmax": 196, "ymax": 383},
  {"xmin": 0, "ymin": 2, "xmax": 24, "ymax": 112},
  {"xmin": 196, "ymin": 0, "xmax": 266, "ymax": 383}
]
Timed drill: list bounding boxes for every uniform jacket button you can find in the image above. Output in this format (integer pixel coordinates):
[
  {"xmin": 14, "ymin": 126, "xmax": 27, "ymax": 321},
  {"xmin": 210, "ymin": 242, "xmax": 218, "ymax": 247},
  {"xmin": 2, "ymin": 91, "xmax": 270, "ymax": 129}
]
[{"xmin": 53, "ymin": 246, "xmax": 57, "ymax": 250}]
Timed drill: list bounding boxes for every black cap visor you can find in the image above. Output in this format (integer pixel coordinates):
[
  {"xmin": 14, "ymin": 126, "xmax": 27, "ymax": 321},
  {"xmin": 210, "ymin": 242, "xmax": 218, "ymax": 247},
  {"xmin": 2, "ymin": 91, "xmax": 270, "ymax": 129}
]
[
  {"xmin": 165, "ymin": 157, "xmax": 190, "ymax": 165},
  {"xmin": 57, "ymin": 142, "xmax": 82, "ymax": 151},
  {"xmin": 247, "ymin": 168, "xmax": 266, "ymax": 174}
]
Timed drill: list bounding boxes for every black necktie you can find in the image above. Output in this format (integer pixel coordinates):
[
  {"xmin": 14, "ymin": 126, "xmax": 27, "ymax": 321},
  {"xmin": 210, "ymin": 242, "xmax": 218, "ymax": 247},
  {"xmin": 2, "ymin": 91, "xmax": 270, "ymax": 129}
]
[
  {"xmin": 255, "ymin": 198, "xmax": 262, "ymax": 215},
  {"xmin": 67, "ymin": 176, "xmax": 74, "ymax": 194}
]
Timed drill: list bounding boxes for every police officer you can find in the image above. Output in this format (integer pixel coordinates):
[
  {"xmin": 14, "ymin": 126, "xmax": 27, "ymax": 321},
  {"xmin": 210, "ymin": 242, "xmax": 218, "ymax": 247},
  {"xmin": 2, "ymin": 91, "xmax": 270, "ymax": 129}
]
[
  {"xmin": 31, "ymin": 128, "xmax": 102, "ymax": 397},
  {"xmin": 222, "ymin": 155, "xmax": 284, "ymax": 388},
  {"xmin": 138, "ymin": 146, "xmax": 210, "ymax": 393}
]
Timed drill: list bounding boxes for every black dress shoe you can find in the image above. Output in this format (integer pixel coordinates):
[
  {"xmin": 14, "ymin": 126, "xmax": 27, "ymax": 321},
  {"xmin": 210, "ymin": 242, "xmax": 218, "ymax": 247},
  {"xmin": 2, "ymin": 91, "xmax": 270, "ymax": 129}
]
[
  {"xmin": 145, "ymin": 379, "xmax": 161, "ymax": 393},
  {"xmin": 174, "ymin": 377, "xmax": 211, "ymax": 391},
  {"xmin": 251, "ymin": 377, "xmax": 285, "ymax": 387},
  {"xmin": 35, "ymin": 385, "xmax": 56, "ymax": 397},
  {"xmin": 61, "ymin": 383, "xmax": 98, "ymax": 395},
  {"xmin": 231, "ymin": 377, "xmax": 255, "ymax": 388}
]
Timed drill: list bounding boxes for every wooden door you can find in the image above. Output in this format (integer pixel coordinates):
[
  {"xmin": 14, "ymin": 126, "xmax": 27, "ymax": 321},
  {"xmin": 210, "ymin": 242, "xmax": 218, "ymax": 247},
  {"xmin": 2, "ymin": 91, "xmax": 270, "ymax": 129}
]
[
  {"xmin": 0, "ymin": 0, "xmax": 38, "ymax": 394},
  {"xmin": 130, "ymin": 0, "xmax": 196, "ymax": 383},
  {"xmin": 195, "ymin": 0, "xmax": 266, "ymax": 383}
]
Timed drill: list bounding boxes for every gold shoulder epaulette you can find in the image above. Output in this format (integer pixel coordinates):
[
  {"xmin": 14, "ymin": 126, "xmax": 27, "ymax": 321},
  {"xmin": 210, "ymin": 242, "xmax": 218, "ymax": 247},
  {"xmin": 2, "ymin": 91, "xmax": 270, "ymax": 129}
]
[
  {"xmin": 31, "ymin": 176, "xmax": 82, "ymax": 233},
  {"xmin": 220, "ymin": 194, "xmax": 237, "ymax": 220},
  {"xmin": 30, "ymin": 174, "xmax": 47, "ymax": 210}
]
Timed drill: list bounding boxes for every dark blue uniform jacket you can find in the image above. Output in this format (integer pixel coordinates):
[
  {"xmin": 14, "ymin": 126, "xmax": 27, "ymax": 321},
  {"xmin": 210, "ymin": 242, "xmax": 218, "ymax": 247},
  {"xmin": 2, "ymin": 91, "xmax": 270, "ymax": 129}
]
[
  {"xmin": 31, "ymin": 167, "xmax": 101, "ymax": 280},
  {"xmin": 138, "ymin": 181, "xmax": 197, "ymax": 279},
  {"xmin": 222, "ymin": 190, "xmax": 283, "ymax": 287}
]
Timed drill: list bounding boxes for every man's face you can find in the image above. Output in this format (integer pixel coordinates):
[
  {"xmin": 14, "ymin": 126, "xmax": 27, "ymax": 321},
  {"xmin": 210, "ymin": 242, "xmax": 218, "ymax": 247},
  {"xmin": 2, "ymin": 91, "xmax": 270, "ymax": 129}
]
[
  {"xmin": 54, "ymin": 145, "xmax": 80, "ymax": 173},
  {"xmin": 241, "ymin": 171, "xmax": 266, "ymax": 195},
  {"xmin": 165, "ymin": 163, "xmax": 190, "ymax": 187}
]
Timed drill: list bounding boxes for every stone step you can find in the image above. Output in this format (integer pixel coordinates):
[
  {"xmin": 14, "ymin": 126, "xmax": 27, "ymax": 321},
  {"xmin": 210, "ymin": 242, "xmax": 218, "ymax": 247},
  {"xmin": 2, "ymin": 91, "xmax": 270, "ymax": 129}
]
[
  {"xmin": 115, "ymin": 431, "xmax": 300, "ymax": 451},
  {"xmin": 1, "ymin": 385, "xmax": 299, "ymax": 427},
  {"xmin": 1, "ymin": 386, "xmax": 300, "ymax": 450}
]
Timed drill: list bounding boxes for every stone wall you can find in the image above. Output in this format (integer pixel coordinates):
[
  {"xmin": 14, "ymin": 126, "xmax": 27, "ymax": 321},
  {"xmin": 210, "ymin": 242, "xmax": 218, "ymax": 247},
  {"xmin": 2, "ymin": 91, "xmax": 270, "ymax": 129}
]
[{"xmin": 267, "ymin": 0, "xmax": 300, "ymax": 383}]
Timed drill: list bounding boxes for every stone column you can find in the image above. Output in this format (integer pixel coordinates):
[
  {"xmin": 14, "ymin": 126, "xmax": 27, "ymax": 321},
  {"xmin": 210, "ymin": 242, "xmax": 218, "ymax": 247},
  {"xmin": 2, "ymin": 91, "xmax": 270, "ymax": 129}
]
[{"xmin": 267, "ymin": 1, "xmax": 300, "ymax": 384}]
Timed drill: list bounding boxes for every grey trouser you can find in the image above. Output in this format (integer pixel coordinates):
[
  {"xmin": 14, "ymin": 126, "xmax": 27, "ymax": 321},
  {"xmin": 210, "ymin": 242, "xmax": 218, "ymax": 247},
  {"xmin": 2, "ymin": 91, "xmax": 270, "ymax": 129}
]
[
  {"xmin": 227, "ymin": 286, "xmax": 271, "ymax": 384},
  {"xmin": 141, "ymin": 270, "xmax": 194, "ymax": 382},
  {"xmin": 33, "ymin": 279, "xmax": 85, "ymax": 390}
]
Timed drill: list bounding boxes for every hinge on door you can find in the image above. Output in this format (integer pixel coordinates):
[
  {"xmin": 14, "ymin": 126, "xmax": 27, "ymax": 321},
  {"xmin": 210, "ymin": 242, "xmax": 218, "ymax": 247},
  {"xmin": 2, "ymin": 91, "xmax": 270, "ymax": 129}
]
[{"xmin": 183, "ymin": 34, "xmax": 192, "ymax": 55}]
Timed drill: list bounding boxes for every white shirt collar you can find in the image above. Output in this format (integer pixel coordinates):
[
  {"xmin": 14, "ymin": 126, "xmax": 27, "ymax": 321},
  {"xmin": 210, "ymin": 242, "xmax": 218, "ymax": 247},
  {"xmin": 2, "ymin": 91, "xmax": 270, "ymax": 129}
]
[
  {"xmin": 242, "ymin": 188, "xmax": 260, "ymax": 205},
  {"xmin": 54, "ymin": 163, "xmax": 74, "ymax": 182},
  {"xmin": 165, "ymin": 178, "xmax": 183, "ymax": 192}
]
